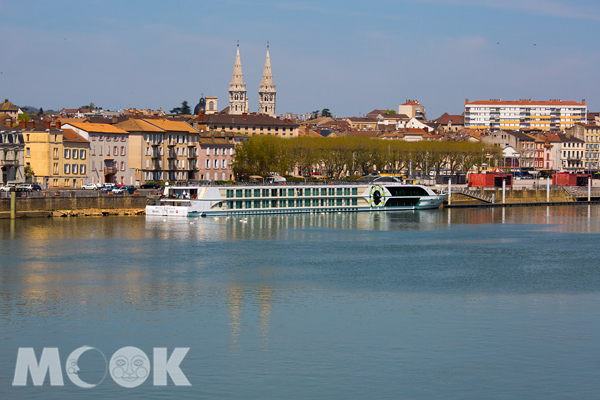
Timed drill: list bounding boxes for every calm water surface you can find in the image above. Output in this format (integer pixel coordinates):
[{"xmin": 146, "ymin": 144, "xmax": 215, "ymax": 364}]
[{"xmin": 1, "ymin": 206, "xmax": 600, "ymax": 399}]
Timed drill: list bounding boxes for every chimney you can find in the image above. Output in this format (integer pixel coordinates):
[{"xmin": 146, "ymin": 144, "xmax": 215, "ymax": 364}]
[
  {"xmin": 317, "ymin": 128, "xmax": 321, "ymax": 136},
  {"xmin": 583, "ymin": 99, "xmax": 586, "ymax": 105},
  {"xmin": 5, "ymin": 118, "xmax": 11, "ymax": 127},
  {"xmin": 153, "ymin": 113, "xmax": 158, "ymax": 119},
  {"xmin": 30, "ymin": 120, "xmax": 35, "ymax": 130},
  {"xmin": 465, "ymin": 99, "xmax": 469, "ymax": 104},
  {"xmin": 21, "ymin": 119, "xmax": 26, "ymax": 129},
  {"xmin": 56, "ymin": 120, "xmax": 61, "ymax": 130},
  {"xmin": 135, "ymin": 113, "xmax": 139, "ymax": 119},
  {"xmin": 198, "ymin": 112, "xmax": 204, "ymax": 122},
  {"xmin": 242, "ymin": 112, "xmax": 247, "ymax": 120},
  {"xmin": 46, "ymin": 120, "xmax": 51, "ymax": 130}
]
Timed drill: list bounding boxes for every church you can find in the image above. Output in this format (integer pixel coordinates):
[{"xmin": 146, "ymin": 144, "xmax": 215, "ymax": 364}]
[{"xmin": 193, "ymin": 44, "xmax": 277, "ymax": 117}]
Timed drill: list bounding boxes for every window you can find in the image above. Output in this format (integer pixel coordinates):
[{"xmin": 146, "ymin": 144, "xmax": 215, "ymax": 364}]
[
  {"xmin": 205, "ymin": 159, "xmax": 210, "ymax": 169},
  {"xmin": 53, "ymin": 163, "xmax": 58, "ymax": 174},
  {"xmin": 72, "ymin": 164, "xmax": 78, "ymax": 174},
  {"xmin": 222, "ymin": 159, "xmax": 226, "ymax": 169},
  {"xmin": 206, "ymin": 147, "xmax": 210, "ymax": 156},
  {"xmin": 121, "ymin": 146, "xmax": 126, "ymax": 156},
  {"xmin": 64, "ymin": 164, "xmax": 70, "ymax": 174},
  {"xmin": 26, "ymin": 147, "xmax": 30, "ymax": 157},
  {"xmin": 106, "ymin": 146, "xmax": 110, "ymax": 156},
  {"xmin": 114, "ymin": 146, "xmax": 118, "ymax": 155},
  {"xmin": 80, "ymin": 150, "xmax": 86, "ymax": 160},
  {"xmin": 214, "ymin": 159, "xmax": 218, "ymax": 169},
  {"xmin": 64, "ymin": 149, "xmax": 71, "ymax": 159},
  {"xmin": 121, "ymin": 161, "xmax": 125, "ymax": 171},
  {"xmin": 72, "ymin": 150, "xmax": 78, "ymax": 160}
]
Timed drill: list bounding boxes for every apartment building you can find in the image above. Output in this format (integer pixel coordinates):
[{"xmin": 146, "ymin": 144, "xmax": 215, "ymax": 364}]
[
  {"xmin": 193, "ymin": 112, "xmax": 299, "ymax": 138},
  {"xmin": 116, "ymin": 118, "xmax": 200, "ymax": 184},
  {"xmin": 61, "ymin": 121, "xmax": 133, "ymax": 185},
  {"xmin": 464, "ymin": 99, "xmax": 587, "ymax": 131},
  {"xmin": 0, "ymin": 119, "xmax": 25, "ymax": 184},
  {"xmin": 566, "ymin": 124, "xmax": 600, "ymax": 171},
  {"xmin": 23, "ymin": 120, "xmax": 89, "ymax": 188}
]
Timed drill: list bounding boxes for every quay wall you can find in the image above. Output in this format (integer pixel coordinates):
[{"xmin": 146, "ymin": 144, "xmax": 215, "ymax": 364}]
[{"xmin": 0, "ymin": 196, "xmax": 147, "ymax": 212}]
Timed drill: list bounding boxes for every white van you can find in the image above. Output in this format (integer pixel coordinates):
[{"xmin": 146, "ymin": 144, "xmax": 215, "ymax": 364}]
[{"xmin": 266, "ymin": 176, "xmax": 286, "ymax": 183}]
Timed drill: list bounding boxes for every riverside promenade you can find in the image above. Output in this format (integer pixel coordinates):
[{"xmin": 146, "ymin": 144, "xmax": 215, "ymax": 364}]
[{"xmin": 441, "ymin": 177, "xmax": 600, "ymax": 208}]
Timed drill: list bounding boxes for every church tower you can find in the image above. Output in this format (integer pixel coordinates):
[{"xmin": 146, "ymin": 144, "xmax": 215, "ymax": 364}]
[
  {"xmin": 258, "ymin": 44, "xmax": 276, "ymax": 117},
  {"xmin": 229, "ymin": 44, "xmax": 247, "ymax": 115}
]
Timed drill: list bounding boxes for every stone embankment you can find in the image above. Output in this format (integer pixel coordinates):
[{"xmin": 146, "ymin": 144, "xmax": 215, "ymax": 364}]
[{"xmin": 0, "ymin": 208, "xmax": 146, "ymax": 219}]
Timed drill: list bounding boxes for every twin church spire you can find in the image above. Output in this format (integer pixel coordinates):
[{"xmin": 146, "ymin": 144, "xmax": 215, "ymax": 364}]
[{"xmin": 229, "ymin": 43, "xmax": 276, "ymax": 117}]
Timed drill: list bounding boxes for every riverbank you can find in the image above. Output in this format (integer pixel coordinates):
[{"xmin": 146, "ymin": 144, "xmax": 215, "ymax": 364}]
[{"xmin": 0, "ymin": 208, "xmax": 146, "ymax": 219}]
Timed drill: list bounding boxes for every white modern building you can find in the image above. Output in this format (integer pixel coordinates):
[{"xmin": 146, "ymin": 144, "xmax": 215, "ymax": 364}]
[{"xmin": 464, "ymin": 99, "xmax": 587, "ymax": 131}]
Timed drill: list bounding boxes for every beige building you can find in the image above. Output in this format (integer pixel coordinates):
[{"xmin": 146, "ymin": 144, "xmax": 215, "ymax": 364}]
[
  {"xmin": 116, "ymin": 118, "xmax": 200, "ymax": 184},
  {"xmin": 61, "ymin": 121, "xmax": 133, "ymax": 185},
  {"xmin": 195, "ymin": 112, "xmax": 299, "ymax": 138},
  {"xmin": 22, "ymin": 120, "xmax": 64, "ymax": 188},
  {"xmin": 62, "ymin": 129, "xmax": 90, "ymax": 188}
]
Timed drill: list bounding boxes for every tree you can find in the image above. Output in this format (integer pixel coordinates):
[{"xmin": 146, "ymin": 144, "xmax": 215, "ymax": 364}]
[
  {"xmin": 17, "ymin": 113, "xmax": 30, "ymax": 123},
  {"xmin": 38, "ymin": 108, "xmax": 44, "ymax": 116},
  {"xmin": 385, "ymin": 110, "xmax": 396, "ymax": 114},
  {"xmin": 180, "ymin": 101, "xmax": 191, "ymax": 115},
  {"xmin": 24, "ymin": 165, "xmax": 34, "ymax": 182},
  {"xmin": 170, "ymin": 100, "xmax": 191, "ymax": 115},
  {"xmin": 89, "ymin": 102, "xmax": 95, "ymax": 112},
  {"xmin": 321, "ymin": 108, "xmax": 332, "ymax": 117},
  {"xmin": 310, "ymin": 110, "xmax": 320, "ymax": 120}
]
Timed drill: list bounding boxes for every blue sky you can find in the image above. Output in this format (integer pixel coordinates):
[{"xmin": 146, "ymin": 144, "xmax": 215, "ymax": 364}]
[{"xmin": 1, "ymin": 0, "xmax": 599, "ymax": 119}]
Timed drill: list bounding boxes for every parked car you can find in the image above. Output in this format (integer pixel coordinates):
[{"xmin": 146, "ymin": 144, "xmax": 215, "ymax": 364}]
[
  {"xmin": 81, "ymin": 183, "xmax": 99, "ymax": 190},
  {"xmin": 112, "ymin": 186, "xmax": 126, "ymax": 194},
  {"xmin": 16, "ymin": 184, "xmax": 34, "ymax": 192},
  {"xmin": 31, "ymin": 184, "xmax": 42, "ymax": 191},
  {"xmin": 123, "ymin": 185, "xmax": 136, "ymax": 194},
  {"xmin": 140, "ymin": 183, "xmax": 160, "ymax": 189},
  {"xmin": 0, "ymin": 183, "xmax": 16, "ymax": 192}
]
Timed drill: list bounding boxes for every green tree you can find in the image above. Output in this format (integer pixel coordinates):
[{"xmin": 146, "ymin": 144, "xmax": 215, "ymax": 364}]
[
  {"xmin": 384, "ymin": 110, "xmax": 396, "ymax": 114},
  {"xmin": 17, "ymin": 113, "xmax": 30, "ymax": 123},
  {"xmin": 180, "ymin": 101, "xmax": 191, "ymax": 115},
  {"xmin": 24, "ymin": 165, "xmax": 34, "ymax": 182},
  {"xmin": 171, "ymin": 100, "xmax": 191, "ymax": 115},
  {"xmin": 89, "ymin": 102, "xmax": 95, "ymax": 111},
  {"xmin": 321, "ymin": 108, "xmax": 332, "ymax": 117},
  {"xmin": 37, "ymin": 108, "xmax": 44, "ymax": 116}
]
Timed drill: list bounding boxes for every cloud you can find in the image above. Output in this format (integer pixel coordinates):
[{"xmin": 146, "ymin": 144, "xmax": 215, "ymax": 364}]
[{"xmin": 421, "ymin": 0, "xmax": 600, "ymax": 21}]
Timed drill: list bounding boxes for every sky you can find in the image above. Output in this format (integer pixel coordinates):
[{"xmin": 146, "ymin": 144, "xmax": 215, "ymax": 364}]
[{"xmin": 1, "ymin": 0, "xmax": 599, "ymax": 119}]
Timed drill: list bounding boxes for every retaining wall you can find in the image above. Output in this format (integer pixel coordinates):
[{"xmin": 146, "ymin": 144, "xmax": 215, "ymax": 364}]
[{"xmin": 0, "ymin": 195, "xmax": 147, "ymax": 212}]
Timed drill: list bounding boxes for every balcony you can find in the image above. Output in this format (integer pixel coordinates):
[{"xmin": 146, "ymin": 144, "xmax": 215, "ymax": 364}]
[{"xmin": 104, "ymin": 167, "xmax": 117, "ymax": 174}]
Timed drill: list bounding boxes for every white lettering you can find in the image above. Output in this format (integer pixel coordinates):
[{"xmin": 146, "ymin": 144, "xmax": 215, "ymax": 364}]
[
  {"xmin": 13, "ymin": 348, "xmax": 64, "ymax": 386},
  {"xmin": 153, "ymin": 348, "xmax": 191, "ymax": 386}
]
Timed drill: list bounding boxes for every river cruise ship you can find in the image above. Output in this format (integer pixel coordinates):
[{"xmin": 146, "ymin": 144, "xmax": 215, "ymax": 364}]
[{"xmin": 146, "ymin": 177, "xmax": 447, "ymax": 218}]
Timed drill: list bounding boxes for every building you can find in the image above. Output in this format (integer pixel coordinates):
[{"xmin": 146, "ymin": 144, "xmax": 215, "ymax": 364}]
[
  {"xmin": 544, "ymin": 133, "xmax": 584, "ymax": 173},
  {"xmin": 464, "ymin": 99, "xmax": 587, "ymax": 131},
  {"xmin": 61, "ymin": 129, "xmax": 90, "ymax": 188},
  {"xmin": 60, "ymin": 121, "xmax": 133, "ymax": 185},
  {"xmin": 0, "ymin": 119, "xmax": 25, "ymax": 184},
  {"xmin": 22, "ymin": 120, "xmax": 89, "ymax": 188},
  {"xmin": 194, "ymin": 112, "xmax": 299, "ymax": 138},
  {"xmin": 229, "ymin": 44, "xmax": 248, "ymax": 115},
  {"xmin": 566, "ymin": 124, "xmax": 600, "ymax": 171},
  {"xmin": 258, "ymin": 45, "xmax": 276, "ymax": 117},
  {"xmin": 398, "ymin": 100, "xmax": 426, "ymax": 122},
  {"xmin": 115, "ymin": 118, "xmax": 200, "ymax": 184},
  {"xmin": 0, "ymin": 98, "xmax": 21, "ymax": 119},
  {"xmin": 345, "ymin": 117, "xmax": 379, "ymax": 131},
  {"xmin": 431, "ymin": 113, "xmax": 465, "ymax": 133},
  {"xmin": 197, "ymin": 132, "xmax": 241, "ymax": 181}
]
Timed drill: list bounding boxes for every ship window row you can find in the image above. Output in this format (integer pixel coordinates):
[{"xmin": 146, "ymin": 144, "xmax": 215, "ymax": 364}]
[
  {"xmin": 226, "ymin": 187, "xmax": 358, "ymax": 198},
  {"xmin": 226, "ymin": 198, "xmax": 358, "ymax": 209}
]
